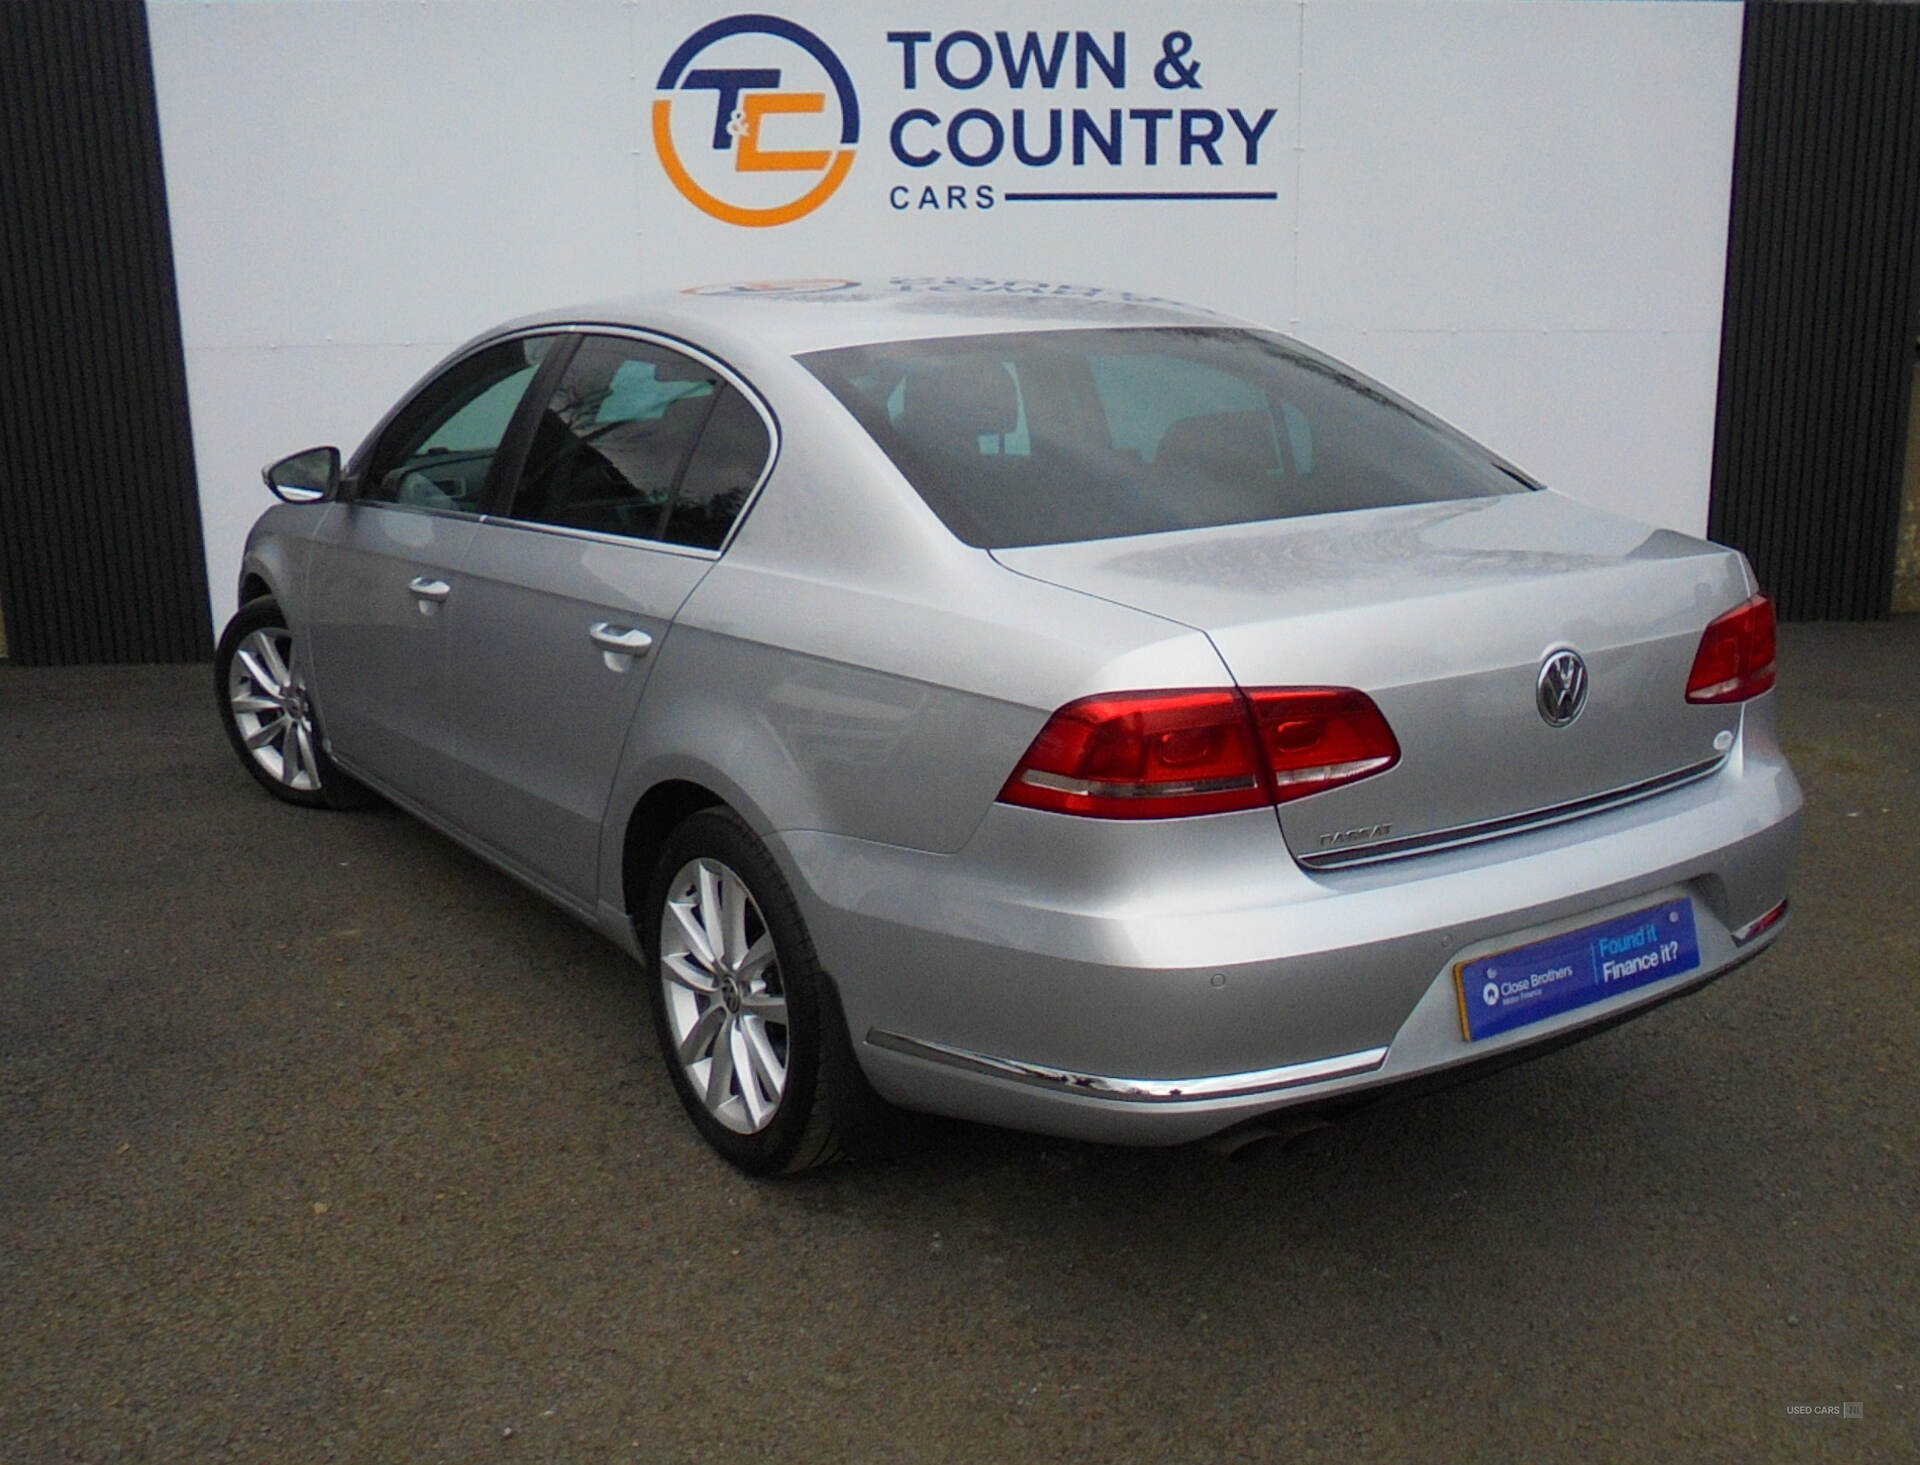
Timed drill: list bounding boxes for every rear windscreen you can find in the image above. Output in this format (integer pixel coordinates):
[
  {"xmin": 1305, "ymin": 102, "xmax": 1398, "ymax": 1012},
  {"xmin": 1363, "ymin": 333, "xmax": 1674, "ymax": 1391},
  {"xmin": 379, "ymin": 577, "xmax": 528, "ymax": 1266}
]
[{"xmin": 799, "ymin": 327, "xmax": 1531, "ymax": 549}]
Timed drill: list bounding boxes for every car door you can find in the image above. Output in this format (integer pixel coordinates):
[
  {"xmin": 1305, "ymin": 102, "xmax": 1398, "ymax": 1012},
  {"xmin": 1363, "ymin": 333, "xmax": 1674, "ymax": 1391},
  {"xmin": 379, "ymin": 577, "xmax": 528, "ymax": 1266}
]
[
  {"xmin": 439, "ymin": 332, "xmax": 775, "ymax": 904},
  {"xmin": 303, "ymin": 335, "xmax": 557, "ymax": 809}
]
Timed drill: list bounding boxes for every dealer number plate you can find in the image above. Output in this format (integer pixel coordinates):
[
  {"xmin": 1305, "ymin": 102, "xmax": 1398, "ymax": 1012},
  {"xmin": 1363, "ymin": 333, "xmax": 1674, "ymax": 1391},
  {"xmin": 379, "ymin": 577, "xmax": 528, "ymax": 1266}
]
[{"xmin": 1455, "ymin": 897, "xmax": 1700, "ymax": 1042}]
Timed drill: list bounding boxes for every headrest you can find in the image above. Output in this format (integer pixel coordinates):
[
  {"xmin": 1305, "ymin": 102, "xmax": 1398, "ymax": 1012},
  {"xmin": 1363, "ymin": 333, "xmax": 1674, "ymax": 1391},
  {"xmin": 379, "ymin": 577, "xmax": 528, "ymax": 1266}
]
[{"xmin": 901, "ymin": 359, "xmax": 1019, "ymax": 440}]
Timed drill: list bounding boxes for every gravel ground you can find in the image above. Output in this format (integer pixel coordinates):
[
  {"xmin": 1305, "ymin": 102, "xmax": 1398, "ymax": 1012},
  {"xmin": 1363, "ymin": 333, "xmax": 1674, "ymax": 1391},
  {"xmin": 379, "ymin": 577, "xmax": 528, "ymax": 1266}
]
[{"xmin": 2, "ymin": 620, "xmax": 1915, "ymax": 1463}]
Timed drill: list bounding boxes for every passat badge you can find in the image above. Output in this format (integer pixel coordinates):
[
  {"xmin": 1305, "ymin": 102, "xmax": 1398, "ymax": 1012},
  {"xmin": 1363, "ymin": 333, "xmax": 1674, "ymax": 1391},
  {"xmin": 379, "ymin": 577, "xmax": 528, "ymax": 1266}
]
[{"xmin": 1536, "ymin": 649, "xmax": 1588, "ymax": 727}]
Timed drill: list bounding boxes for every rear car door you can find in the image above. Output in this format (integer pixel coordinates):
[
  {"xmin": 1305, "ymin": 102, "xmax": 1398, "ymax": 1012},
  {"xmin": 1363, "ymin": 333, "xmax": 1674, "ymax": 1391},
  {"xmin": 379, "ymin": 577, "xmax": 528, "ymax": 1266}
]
[
  {"xmin": 305, "ymin": 336, "xmax": 557, "ymax": 808},
  {"xmin": 439, "ymin": 332, "xmax": 775, "ymax": 903}
]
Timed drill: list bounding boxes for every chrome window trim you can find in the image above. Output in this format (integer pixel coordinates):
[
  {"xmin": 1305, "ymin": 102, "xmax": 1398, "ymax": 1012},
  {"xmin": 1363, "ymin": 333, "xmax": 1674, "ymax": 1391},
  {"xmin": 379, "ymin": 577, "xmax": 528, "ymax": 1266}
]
[
  {"xmin": 865, "ymin": 1029, "xmax": 1389, "ymax": 1102},
  {"xmin": 468, "ymin": 512, "xmax": 722, "ymax": 562},
  {"xmin": 339, "ymin": 499, "xmax": 490, "ymax": 526},
  {"xmin": 1294, "ymin": 755, "xmax": 1728, "ymax": 871}
]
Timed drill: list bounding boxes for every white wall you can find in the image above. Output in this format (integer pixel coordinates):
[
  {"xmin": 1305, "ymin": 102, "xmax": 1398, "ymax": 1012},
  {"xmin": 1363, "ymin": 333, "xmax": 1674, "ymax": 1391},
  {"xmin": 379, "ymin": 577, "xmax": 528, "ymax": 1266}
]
[{"xmin": 149, "ymin": 0, "xmax": 1744, "ymax": 628}]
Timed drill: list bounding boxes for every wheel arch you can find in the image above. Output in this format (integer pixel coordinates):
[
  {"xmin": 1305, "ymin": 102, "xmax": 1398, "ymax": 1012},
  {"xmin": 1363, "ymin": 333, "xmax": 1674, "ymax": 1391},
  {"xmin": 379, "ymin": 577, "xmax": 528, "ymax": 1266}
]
[{"xmin": 620, "ymin": 778, "xmax": 727, "ymax": 927}]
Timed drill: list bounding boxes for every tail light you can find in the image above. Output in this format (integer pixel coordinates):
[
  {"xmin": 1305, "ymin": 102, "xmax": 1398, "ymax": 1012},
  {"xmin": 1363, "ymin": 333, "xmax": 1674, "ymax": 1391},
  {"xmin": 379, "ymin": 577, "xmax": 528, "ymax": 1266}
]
[
  {"xmin": 1686, "ymin": 594, "xmax": 1776, "ymax": 704},
  {"xmin": 998, "ymin": 687, "xmax": 1399, "ymax": 819},
  {"xmin": 1246, "ymin": 688, "xmax": 1401, "ymax": 800}
]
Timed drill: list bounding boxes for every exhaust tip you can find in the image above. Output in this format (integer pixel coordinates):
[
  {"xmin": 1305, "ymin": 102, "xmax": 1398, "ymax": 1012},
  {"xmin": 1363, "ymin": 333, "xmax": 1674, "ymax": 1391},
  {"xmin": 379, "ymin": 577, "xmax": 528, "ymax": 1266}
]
[{"xmin": 1201, "ymin": 1114, "xmax": 1336, "ymax": 1162}]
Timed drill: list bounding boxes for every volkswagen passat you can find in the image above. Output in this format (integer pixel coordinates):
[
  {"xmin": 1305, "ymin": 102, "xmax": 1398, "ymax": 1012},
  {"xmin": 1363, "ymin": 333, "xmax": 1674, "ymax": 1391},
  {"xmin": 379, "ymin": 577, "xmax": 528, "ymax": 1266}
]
[{"xmin": 216, "ymin": 279, "xmax": 1801, "ymax": 1173}]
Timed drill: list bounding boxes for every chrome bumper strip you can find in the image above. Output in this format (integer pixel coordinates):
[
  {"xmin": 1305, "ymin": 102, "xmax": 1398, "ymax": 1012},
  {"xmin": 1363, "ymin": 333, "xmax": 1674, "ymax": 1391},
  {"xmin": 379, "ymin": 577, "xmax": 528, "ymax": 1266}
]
[
  {"xmin": 864, "ymin": 1030, "xmax": 1390, "ymax": 1103},
  {"xmin": 1295, "ymin": 756, "xmax": 1727, "ymax": 871}
]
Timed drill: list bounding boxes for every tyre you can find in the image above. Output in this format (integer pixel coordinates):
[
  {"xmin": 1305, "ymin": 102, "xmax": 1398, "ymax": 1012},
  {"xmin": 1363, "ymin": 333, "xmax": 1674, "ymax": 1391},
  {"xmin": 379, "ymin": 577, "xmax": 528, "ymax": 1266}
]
[
  {"xmin": 643, "ymin": 808, "xmax": 879, "ymax": 1175},
  {"xmin": 214, "ymin": 595, "xmax": 371, "ymax": 809}
]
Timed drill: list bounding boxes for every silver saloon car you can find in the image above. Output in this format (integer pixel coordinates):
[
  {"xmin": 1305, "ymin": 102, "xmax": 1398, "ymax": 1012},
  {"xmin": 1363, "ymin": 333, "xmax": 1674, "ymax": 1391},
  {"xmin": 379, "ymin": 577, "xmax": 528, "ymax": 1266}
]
[{"xmin": 217, "ymin": 279, "xmax": 1801, "ymax": 1174}]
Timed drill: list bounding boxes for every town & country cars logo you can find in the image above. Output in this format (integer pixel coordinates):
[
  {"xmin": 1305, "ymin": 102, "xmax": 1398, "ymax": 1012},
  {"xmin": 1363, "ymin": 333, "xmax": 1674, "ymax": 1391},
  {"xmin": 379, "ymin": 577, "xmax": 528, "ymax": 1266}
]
[{"xmin": 652, "ymin": 14, "xmax": 860, "ymax": 227}]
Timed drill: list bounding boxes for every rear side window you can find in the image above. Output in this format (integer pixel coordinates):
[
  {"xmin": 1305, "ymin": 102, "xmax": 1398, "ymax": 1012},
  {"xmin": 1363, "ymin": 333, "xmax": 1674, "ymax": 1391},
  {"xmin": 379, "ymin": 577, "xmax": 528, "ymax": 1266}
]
[
  {"xmin": 666, "ymin": 387, "xmax": 772, "ymax": 549},
  {"xmin": 800, "ymin": 327, "xmax": 1528, "ymax": 549},
  {"xmin": 510, "ymin": 338, "xmax": 715, "ymax": 539},
  {"xmin": 507, "ymin": 336, "xmax": 769, "ymax": 547}
]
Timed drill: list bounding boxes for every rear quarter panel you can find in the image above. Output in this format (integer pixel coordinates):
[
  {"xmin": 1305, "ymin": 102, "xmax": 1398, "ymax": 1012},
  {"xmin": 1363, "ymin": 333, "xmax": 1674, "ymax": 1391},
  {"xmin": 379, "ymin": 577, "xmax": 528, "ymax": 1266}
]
[{"xmin": 596, "ymin": 363, "xmax": 1232, "ymax": 885}]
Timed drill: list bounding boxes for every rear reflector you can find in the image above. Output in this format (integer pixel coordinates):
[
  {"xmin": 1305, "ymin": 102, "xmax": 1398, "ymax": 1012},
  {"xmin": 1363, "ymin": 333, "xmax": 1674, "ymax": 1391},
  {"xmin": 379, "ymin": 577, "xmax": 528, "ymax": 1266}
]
[
  {"xmin": 1730, "ymin": 897, "xmax": 1789, "ymax": 946},
  {"xmin": 999, "ymin": 686, "xmax": 1399, "ymax": 819},
  {"xmin": 1686, "ymin": 594, "xmax": 1776, "ymax": 704}
]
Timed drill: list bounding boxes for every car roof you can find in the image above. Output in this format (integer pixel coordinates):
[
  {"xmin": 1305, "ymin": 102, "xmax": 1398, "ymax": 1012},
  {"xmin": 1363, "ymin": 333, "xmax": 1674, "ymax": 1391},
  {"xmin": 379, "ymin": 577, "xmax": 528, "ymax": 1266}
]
[{"xmin": 493, "ymin": 278, "xmax": 1248, "ymax": 360}]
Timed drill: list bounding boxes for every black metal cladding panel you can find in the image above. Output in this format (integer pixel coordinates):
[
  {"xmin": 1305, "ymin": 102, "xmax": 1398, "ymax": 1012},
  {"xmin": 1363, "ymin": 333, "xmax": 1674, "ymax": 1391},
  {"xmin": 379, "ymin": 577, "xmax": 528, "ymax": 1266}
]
[
  {"xmin": 1709, "ymin": 2, "xmax": 1920, "ymax": 622},
  {"xmin": 0, "ymin": 0, "xmax": 212, "ymax": 664}
]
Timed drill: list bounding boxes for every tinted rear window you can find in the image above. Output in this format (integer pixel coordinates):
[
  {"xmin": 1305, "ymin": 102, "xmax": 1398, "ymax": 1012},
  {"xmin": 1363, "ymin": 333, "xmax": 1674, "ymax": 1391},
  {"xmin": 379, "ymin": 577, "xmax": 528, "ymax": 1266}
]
[{"xmin": 799, "ymin": 327, "xmax": 1530, "ymax": 548}]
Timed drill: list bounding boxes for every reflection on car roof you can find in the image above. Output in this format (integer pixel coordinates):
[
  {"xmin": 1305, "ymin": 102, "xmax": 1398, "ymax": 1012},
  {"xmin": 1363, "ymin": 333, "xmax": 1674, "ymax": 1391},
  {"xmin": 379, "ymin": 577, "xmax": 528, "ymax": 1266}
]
[{"xmin": 497, "ymin": 277, "xmax": 1243, "ymax": 359}]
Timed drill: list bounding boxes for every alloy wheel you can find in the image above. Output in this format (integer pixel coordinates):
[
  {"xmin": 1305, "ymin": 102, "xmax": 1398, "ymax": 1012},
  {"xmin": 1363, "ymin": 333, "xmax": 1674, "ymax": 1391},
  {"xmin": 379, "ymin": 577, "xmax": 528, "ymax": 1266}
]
[
  {"xmin": 227, "ymin": 626, "xmax": 322, "ymax": 792},
  {"xmin": 658, "ymin": 857, "xmax": 789, "ymax": 1134}
]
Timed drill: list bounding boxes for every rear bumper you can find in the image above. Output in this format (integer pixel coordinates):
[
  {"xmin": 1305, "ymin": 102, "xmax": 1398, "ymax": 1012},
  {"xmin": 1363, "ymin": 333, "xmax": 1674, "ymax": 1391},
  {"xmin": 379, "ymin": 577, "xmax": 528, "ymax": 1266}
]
[
  {"xmin": 844, "ymin": 904, "xmax": 1784, "ymax": 1147},
  {"xmin": 772, "ymin": 711, "xmax": 1803, "ymax": 1145}
]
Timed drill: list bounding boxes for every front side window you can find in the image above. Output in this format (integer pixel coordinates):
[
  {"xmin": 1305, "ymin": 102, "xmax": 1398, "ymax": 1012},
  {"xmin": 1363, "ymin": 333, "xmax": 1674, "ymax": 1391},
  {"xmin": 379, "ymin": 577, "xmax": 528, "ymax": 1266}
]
[
  {"xmin": 360, "ymin": 337, "xmax": 551, "ymax": 511},
  {"xmin": 800, "ymin": 327, "xmax": 1529, "ymax": 549}
]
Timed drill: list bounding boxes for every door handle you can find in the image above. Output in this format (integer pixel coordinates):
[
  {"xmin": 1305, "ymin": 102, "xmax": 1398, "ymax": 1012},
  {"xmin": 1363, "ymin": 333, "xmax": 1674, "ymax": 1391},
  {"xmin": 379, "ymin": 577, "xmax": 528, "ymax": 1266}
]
[{"xmin": 589, "ymin": 622, "xmax": 654, "ymax": 667}]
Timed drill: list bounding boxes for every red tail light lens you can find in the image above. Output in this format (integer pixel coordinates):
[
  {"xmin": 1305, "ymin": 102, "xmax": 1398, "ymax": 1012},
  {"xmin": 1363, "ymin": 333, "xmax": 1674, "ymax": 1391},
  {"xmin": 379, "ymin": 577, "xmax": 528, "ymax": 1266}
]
[
  {"xmin": 1686, "ymin": 594, "xmax": 1776, "ymax": 704},
  {"xmin": 997, "ymin": 689, "xmax": 1268, "ymax": 818},
  {"xmin": 998, "ymin": 686, "xmax": 1399, "ymax": 819},
  {"xmin": 1245, "ymin": 688, "xmax": 1402, "ymax": 802}
]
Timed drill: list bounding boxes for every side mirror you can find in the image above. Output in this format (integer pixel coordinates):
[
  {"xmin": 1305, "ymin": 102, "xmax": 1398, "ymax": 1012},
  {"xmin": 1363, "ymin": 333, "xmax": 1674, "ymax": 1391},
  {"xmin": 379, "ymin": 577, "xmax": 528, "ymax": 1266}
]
[{"xmin": 262, "ymin": 445, "xmax": 340, "ymax": 503}]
